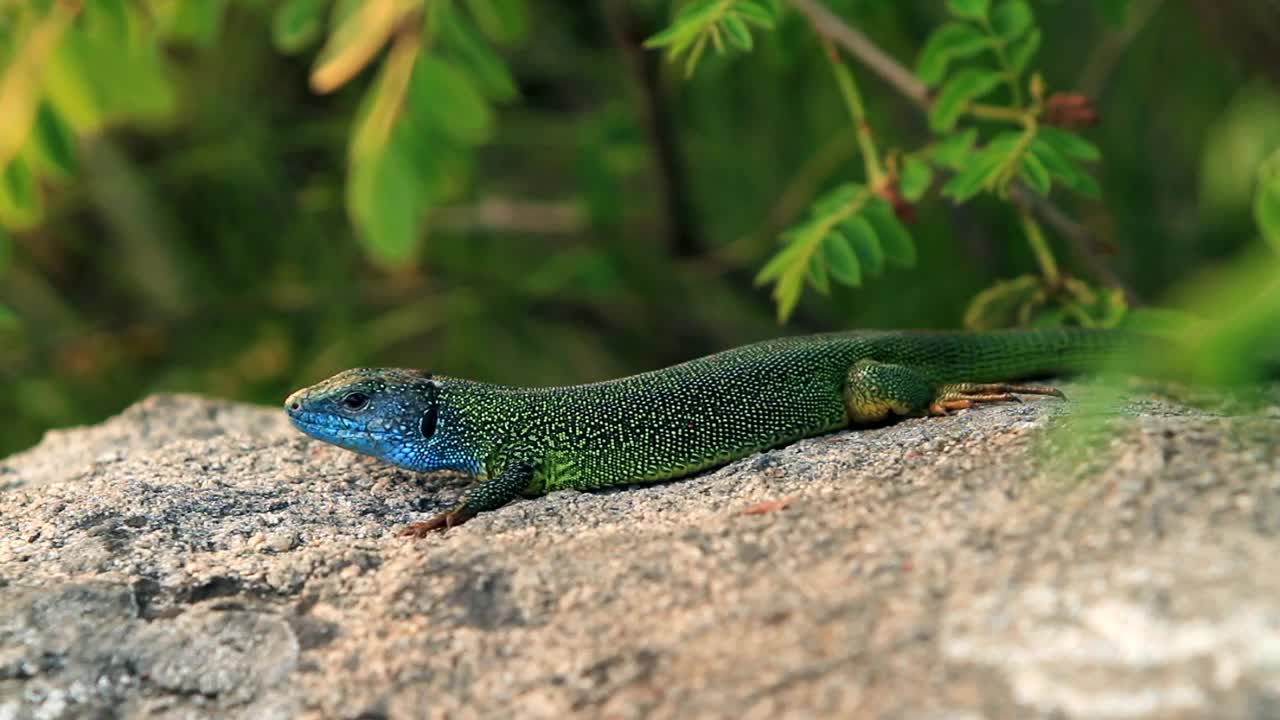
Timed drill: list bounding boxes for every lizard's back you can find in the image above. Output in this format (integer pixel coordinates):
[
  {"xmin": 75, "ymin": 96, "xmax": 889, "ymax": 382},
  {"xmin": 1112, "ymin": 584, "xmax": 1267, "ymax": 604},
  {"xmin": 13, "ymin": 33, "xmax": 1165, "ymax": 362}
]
[{"xmin": 477, "ymin": 329, "xmax": 1113, "ymax": 490}]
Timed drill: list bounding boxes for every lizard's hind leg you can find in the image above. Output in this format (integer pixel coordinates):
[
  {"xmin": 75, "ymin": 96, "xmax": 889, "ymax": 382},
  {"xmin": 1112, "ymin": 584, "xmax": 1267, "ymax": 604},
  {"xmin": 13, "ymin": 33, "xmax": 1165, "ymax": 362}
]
[
  {"xmin": 842, "ymin": 359, "xmax": 937, "ymax": 424},
  {"xmin": 842, "ymin": 359, "xmax": 1066, "ymax": 424}
]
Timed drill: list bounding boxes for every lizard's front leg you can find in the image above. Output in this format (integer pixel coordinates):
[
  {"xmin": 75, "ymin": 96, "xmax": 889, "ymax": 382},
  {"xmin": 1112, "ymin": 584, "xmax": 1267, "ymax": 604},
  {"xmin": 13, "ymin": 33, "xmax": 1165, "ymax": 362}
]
[
  {"xmin": 842, "ymin": 359, "xmax": 1064, "ymax": 424},
  {"xmin": 398, "ymin": 462, "xmax": 535, "ymax": 537}
]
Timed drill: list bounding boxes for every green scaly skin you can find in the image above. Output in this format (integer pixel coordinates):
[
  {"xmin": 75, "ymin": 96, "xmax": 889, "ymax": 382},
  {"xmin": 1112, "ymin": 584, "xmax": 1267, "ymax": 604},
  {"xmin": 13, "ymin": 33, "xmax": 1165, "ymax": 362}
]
[{"xmin": 285, "ymin": 329, "xmax": 1119, "ymax": 534}]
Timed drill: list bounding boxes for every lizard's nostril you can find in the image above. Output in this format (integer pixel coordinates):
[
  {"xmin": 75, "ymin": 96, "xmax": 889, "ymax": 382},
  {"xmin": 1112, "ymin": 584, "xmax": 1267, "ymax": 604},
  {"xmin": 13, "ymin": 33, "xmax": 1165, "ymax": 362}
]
[{"xmin": 289, "ymin": 401, "xmax": 300, "ymax": 411}]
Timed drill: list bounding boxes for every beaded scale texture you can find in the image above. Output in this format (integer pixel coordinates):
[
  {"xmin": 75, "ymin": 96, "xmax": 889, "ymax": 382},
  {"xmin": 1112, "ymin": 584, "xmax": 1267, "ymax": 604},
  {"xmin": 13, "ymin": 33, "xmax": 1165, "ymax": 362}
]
[{"xmin": 285, "ymin": 329, "xmax": 1118, "ymax": 531}]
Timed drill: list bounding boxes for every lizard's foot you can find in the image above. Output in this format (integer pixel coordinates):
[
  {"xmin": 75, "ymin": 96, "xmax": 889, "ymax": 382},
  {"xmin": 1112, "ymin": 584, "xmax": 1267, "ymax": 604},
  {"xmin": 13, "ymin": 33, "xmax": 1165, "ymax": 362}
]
[
  {"xmin": 929, "ymin": 382, "xmax": 1066, "ymax": 416},
  {"xmin": 397, "ymin": 505, "xmax": 476, "ymax": 538}
]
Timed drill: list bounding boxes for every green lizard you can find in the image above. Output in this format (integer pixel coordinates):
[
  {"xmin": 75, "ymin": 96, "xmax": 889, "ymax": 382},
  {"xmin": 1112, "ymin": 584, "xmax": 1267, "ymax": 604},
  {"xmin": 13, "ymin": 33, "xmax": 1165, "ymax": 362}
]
[{"xmin": 285, "ymin": 329, "xmax": 1117, "ymax": 536}]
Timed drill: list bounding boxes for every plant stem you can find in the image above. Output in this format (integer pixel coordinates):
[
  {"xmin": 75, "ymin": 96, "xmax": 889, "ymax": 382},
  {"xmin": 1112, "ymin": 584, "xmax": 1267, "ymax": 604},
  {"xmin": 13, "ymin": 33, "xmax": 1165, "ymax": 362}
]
[
  {"xmin": 967, "ymin": 102, "xmax": 1026, "ymax": 123},
  {"xmin": 1019, "ymin": 209, "xmax": 1059, "ymax": 286},
  {"xmin": 824, "ymin": 41, "xmax": 886, "ymax": 189}
]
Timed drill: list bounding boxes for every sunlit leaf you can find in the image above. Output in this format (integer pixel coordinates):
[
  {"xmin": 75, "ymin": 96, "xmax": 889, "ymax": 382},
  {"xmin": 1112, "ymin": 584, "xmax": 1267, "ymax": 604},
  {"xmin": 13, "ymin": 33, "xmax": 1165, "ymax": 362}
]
[
  {"xmin": 755, "ymin": 237, "xmax": 808, "ymax": 285},
  {"xmin": 899, "ymin": 157, "xmax": 934, "ymax": 201},
  {"xmin": 916, "ymin": 23, "xmax": 989, "ymax": 86},
  {"xmin": 439, "ymin": 6, "xmax": 517, "ymax": 101},
  {"xmin": 1019, "ymin": 151, "xmax": 1051, "ymax": 195},
  {"xmin": 721, "ymin": 14, "xmax": 752, "ymax": 51},
  {"xmin": 158, "ymin": 0, "xmax": 228, "ymax": 48},
  {"xmin": 1030, "ymin": 137, "xmax": 1098, "ymax": 197},
  {"xmin": 863, "ymin": 200, "xmax": 916, "ymax": 267},
  {"xmin": 734, "ymin": 0, "xmax": 776, "ymax": 29},
  {"xmin": 991, "ymin": 0, "xmax": 1033, "ymax": 41},
  {"xmin": 806, "ymin": 248, "xmax": 830, "ymax": 294},
  {"xmin": 348, "ymin": 144, "xmax": 424, "ymax": 267},
  {"xmin": 84, "ymin": 0, "xmax": 130, "ymax": 44},
  {"xmin": 406, "ymin": 55, "xmax": 494, "ymax": 146},
  {"xmin": 29, "ymin": 103, "xmax": 76, "ymax": 179},
  {"xmin": 947, "ymin": 0, "xmax": 990, "ymax": 21},
  {"xmin": 464, "ymin": 0, "xmax": 527, "ymax": 46},
  {"xmin": 311, "ymin": 0, "xmax": 409, "ymax": 93},
  {"xmin": 839, "ymin": 216, "xmax": 883, "ymax": 275},
  {"xmin": 929, "ymin": 68, "xmax": 1003, "ymax": 132},
  {"xmin": 823, "ymin": 230, "xmax": 862, "ymax": 286},
  {"xmin": 1039, "ymin": 127, "xmax": 1101, "ymax": 161},
  {"xmin": 810, "ymin": 182, "xmax": 863, "ymax": 218},
  {"xmin": 1007, "ymin": 28, "xmax": 1040, "ymax": 73},
  {"xmin": 964, "ymin": 274, "xmax": 1040, "ymax": 329},
  {"xmin": 931, "ymin": 127, "xmax": 978, "ymax": 169}
]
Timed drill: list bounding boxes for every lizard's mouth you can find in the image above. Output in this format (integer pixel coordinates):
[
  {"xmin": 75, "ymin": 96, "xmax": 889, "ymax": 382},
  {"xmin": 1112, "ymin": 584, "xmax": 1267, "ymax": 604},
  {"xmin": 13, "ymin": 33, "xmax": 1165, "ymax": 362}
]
[{"xmin": 286, "ymin": 412, "xmax": 397, "ymax": 444}]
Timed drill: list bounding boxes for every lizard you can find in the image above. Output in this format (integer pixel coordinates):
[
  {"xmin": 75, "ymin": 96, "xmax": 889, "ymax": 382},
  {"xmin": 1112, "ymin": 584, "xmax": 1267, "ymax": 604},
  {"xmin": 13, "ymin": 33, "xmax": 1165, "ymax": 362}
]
[{"xmin": 284, "ymin": 328, "xmax": 1118, "ymax": 536}]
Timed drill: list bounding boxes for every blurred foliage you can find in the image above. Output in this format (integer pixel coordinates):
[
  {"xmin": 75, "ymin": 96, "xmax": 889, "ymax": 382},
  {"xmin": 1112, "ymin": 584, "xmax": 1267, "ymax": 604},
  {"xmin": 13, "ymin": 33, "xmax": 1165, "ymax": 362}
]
[{"xmin": 1, "ymin": 0, "xmax": 1278, "ymax": 456}]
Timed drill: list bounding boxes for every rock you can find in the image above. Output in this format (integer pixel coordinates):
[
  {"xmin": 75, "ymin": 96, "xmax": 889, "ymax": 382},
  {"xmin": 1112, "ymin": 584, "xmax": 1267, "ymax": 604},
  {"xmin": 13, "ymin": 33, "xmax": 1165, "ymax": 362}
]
[{"xmin": 1, "ymin": 388, "xmax": 1279, "ymax": 719}]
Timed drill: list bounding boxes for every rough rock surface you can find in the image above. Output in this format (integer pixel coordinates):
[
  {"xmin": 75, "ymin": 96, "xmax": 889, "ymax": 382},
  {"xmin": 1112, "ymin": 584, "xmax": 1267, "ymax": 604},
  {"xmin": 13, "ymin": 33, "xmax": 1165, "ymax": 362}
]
[{"xmin": 2, "ymin": 386, "xmax": 1280, "ymax": 719}]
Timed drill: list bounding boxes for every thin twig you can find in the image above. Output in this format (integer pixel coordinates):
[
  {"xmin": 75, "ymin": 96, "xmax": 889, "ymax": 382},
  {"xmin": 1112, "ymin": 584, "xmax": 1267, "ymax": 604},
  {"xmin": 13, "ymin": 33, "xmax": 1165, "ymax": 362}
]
[
  {"xmin": 787, "ymin": 0, "xmax": 930, "ymax": 108},
  {"xmin": 787, "ymin": 0, "xmax": 1139, "ymax": 303}
]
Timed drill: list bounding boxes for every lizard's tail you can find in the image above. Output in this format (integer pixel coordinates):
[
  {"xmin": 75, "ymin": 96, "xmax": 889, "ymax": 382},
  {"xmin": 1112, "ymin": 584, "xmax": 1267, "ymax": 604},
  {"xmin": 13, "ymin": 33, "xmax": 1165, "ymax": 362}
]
[{"xmin": 906, "ymin": 328, "xmax": 1132, "ymax": 384}]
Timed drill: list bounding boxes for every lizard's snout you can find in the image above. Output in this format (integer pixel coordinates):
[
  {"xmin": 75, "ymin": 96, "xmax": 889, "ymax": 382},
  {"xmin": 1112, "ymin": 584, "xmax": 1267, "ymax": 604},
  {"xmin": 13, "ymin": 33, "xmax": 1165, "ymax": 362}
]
[{"xmin": 284, "ymin": 388, "xmax": 306, "ymax": 413}]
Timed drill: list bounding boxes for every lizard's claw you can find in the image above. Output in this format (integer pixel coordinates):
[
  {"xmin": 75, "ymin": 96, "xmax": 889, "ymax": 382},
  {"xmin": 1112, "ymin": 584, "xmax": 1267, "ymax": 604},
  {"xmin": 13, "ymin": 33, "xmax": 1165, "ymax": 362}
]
[
  {"xmin": 929, "ymin": 382, "xmax": 1065, "ymax": 416},
  {"xmin": 397, "ymin": 505, "xmax": 475, "ymax": 538}
]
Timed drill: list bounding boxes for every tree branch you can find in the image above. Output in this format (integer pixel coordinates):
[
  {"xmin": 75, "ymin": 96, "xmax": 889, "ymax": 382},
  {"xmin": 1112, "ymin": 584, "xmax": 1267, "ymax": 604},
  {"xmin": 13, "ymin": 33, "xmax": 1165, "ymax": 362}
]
[{"xmin": 787, "ymin": 0, "xmax": 1139, "ymax": 303}]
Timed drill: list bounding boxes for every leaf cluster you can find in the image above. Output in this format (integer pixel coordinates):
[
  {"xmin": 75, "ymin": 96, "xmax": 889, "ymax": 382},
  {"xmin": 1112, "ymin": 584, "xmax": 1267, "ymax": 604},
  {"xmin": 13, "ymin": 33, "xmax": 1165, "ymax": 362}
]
[
  {"xmin": 754, "ymin": 183, "xmax": 916, "ymax": 322},
  {"xmin": 644, "ymin": 0, "xmax": 778, "ymax": 76}
]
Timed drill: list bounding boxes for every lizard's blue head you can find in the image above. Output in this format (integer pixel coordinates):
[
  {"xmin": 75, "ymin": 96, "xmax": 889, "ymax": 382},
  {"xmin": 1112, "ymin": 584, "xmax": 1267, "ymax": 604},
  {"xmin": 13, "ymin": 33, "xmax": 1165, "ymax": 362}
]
[{"xmin": 285, "ymin": 368, "xmax": 466, "ymax": 472}]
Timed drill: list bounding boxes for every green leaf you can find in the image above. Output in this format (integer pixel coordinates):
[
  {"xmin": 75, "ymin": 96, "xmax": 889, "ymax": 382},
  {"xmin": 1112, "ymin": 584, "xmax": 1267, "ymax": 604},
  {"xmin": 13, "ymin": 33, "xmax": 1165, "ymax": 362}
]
[
  {"xmin": 407, "ymin": 55, "xmax": 495, "ymax": 146},
  {"xmin": 29, "ymin": 103, "xmax": 77, "ymax": 179},
  {"xmin": 45, "ymin": 32, "xmax": 106, "ymax": 132},
  {"xmin": 1007, "ymin": 28, "xmax": 1040, "ymax": 72},
  {"xmin": 159, "ymin": 0, "xmax": 229, "ymax": 48},
  {"xmin": 755, "ymin": 238, "xmax": 808, "ymax": 285},
  {"xmin": 1039, "ymin": 127, "xmax": 1101, "ymax": 162},
  {"xmin": 946, "ymin": 0, "xmax": 990, "ymax": 21},
  {"xmin": 1019, "ymin": 151, "xmax": 1051, "ymax": 195},
  {"xmin": 439, "ymin": 6, "xmax": 518, "ymax": 101},
  {"xmin": 929, "ymin": 69, "xmax": 1004, "ymax": 132},
  {"xmin": 916, "ymin": 23, "xmax": 989, "ymax": 86},
  {"xmin": 0, "ymin": 225, "xmax": 10, "ymax": 271},
  {"xmin": 0, "ymin": 156, "xmax": 42, "ymax": 229},
  {"xmin": 931, "ymin": 127, "xmax": 978, "ymax": 169},
  {"xmin": 85, "ymin": 0, "xmax": 130, "ymax": 44},
  {"xmin": 464, "ymin": 0, "xmax": 528, "ymax": 45},
  {"xmin": 1030, "ymin": 137, "xmax": 1099, "ymax": 198},
  {"xmin": 810, "ymin": 182, "xmax": 863, "ymax": 218},
  {"xmin": 734, "ymin": 0, "xmax": 776, "ymax": 29},
  {"xmin": 941, "ymin": 134, "xmax": 1020, "ymax": 202},
  {"xmin": 991, "ymin": 0, "xmax": 1033, "ymax": 41},
  {"xmin": 863, "ymin": 200, "xmax": 916, "ymax": 267},
  {"xmin": 823, "ymin": 231, "xmax": 862, "ymax": 286},
  {"xmin": 1256, "ymin": 154, "xmax": 1280, "ymax": 254},
  {"xmin": 899, "ymin": 157, "xmax": 934, "ymax": 201},
  {"xmin": 347, "ymin": 145, "xmax": 424, "ymax": 267},
  {"xmin": 273, "ymin": 0, "xmax": 328, "ymax": 54},
  {"xmin": 806, "ymin": 249, "xmax": 830, "ymax": 294},
  {"xmin": 721, "ymin": 14, "xmax": 753, "ymax": 51},
  {"xmin": 963, "ymin": 274, "xmax": 1040, "ymax": 329},
  {"xmin": 839, "ymin": 216, "xmax": 883, "ymax": 276}
]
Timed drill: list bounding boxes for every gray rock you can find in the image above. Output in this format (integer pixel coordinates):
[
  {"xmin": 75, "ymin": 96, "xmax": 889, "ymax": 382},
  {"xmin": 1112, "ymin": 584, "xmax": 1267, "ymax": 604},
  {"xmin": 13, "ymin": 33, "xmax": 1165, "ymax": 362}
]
[{"xmin": 1, "ymin": 386, "xmax": 1279, "ymax": 719}]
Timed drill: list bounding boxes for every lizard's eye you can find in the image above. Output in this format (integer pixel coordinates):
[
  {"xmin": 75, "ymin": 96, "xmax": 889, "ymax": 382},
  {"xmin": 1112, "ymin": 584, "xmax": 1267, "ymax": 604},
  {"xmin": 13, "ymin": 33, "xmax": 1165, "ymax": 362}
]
[{"xmin": 341, "ymin": 392, "xmax": 370, "ymax": 411}]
